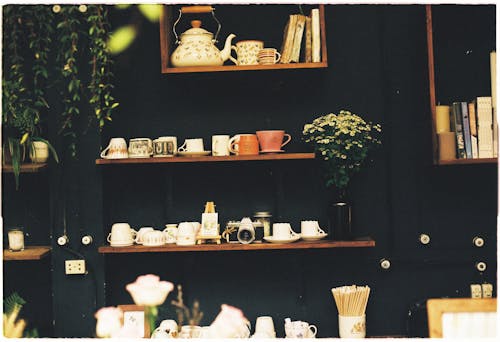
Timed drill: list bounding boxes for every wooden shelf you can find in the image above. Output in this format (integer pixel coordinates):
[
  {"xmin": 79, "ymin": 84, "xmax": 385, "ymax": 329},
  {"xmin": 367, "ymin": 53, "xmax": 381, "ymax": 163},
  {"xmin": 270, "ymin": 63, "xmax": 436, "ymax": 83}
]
[
  {"xmin": 159, "ymin": 4, "xmax": 328, "ymax": 74},
  {"xmin": 436, "ymin": 158, "xmax": 498, "ymax": 166},
  {"xmin": 3, "ymin": 246, "xmax": 51, "ymax": 261},
  {"xmin": 2, "ymin": 163, "xmax": 48, "ymax": 173},
  {"xmin": 98, "ymin": 238, "xmax": 375, "ymax": 254},
  {"xmin": 96, "ymin": 153, "xmax": 315, "ymax": 165}
]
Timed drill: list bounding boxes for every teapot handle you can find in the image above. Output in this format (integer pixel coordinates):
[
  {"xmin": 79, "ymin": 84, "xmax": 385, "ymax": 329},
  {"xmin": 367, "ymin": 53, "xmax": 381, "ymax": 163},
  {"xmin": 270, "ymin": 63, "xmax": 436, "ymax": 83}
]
[
  {"xmin": 229, "ymin": 46, "xmax": 238, "ymax": 65},
  {"xmin": 173, "ymin": 7, "xmax": 222, "ymax": 44}
]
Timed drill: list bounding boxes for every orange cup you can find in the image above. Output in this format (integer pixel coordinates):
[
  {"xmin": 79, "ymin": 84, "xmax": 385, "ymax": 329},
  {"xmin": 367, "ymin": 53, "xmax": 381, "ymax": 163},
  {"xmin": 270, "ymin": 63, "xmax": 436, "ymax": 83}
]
[
  {"xmin": 229, "ymin": 134, "xmax": 259, "ymax": 155},
  {"xmin": 256, "ymin": 130, "xmax": 291, "ymax": 152}
]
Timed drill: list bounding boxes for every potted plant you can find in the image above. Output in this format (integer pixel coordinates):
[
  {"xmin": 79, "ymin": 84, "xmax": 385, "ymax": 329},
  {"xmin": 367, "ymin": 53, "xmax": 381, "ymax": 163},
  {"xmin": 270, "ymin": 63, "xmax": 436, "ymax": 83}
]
[{"xmin": 303, "ymin": 110, "xmax": 382, "ymax": 240}]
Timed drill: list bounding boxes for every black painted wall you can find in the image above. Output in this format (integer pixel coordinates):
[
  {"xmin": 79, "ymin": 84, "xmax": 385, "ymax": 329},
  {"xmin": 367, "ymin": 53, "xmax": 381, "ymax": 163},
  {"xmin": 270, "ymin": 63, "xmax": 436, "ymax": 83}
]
[{"xmin": 2, "ymin": 4, "xmax": 496, "ymax": 338}]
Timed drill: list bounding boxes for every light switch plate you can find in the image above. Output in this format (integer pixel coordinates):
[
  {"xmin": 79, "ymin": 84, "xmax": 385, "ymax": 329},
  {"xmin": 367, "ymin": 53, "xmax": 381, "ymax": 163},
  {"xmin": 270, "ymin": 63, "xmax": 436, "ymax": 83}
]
[
  {"xmin": 470, "ymin": 284, "xmax": 482, "ymax": 298},
  {"xmin": 482, "ymin": 283, "xmax": 493, "ymax": 298}
]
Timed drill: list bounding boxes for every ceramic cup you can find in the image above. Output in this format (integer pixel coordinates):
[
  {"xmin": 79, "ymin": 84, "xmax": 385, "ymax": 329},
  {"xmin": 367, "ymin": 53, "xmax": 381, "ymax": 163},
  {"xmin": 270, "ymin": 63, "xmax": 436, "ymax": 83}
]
[
  {"xmin": 272, "ymin": 223, "xmax": 299, "ymax": 240},
  {"xmin": 163, "ymin": 224, "xmax": 178, "ymax": 244},
  {"xmin": 256, "ymin": 130, "xmax": 291, "ymax": 152},
  {"xmin": 189, "ymin": 222, "xmax": 201, "ymax": 236},
  {"xmin": 107, "ymin": 223, "xmax": 137, "ymax": 246},
  {"xmin": 176, "ymin": 222, "xmax": 196, "ymax": 246},
  {"xmin": 338, "ymin": 315, "xmax": 365, "ymax": 338},
  {"xmin": 229, "ymin": 134, "xmax": 259, "ymax": 155},
  {"xmin": 178, "ymin": 138, "xmax": 204, "ymax": 153},
  {"xmin": 8, "ymin": 228, "xmax": 24, "ymax": 252},
  {"xmin": 159, "ymin": 320, "xmax": 178, "ymax": 336},
  {"xmin": 301, "ymin": 221, "xmax": 326, "ymax": 237},
  {"xmin": 231, "ymin": 40, "xmax": 264, "ymax": 65},
  {"xmin": 255, "ymin": 316, "xmax": 275, "ymax": 336},
  {"xmin": 142, "ymin": 230, "xmax": 166, "ymax": 246},
  {"xmin": 285, "ymin": 320, "xmax": 317, "ymax": 338},
  {"xmin": 212, "ymin": 135, "xmax": 230, "ymax": 156},
  {"xmin": 129, "ymin": 138, "xmax": 153, "ymax": 158},
  {"xmin": 258, "ymin": 48, "xmax": 281, "ymax": 65},
  {"xmin": 153, "ymin": 136, "xmax": 177, "ymax": 157},
  {"xmin": 30, "ymin": 141, "xmax": 49, "ymax": 163},
  {"xmin": 100, "ymin": 138, "xmax": 128, "ymax": 159},
  {"xmin": 135, "ymin": 227, "xmax": 154, "ymax": 244}
]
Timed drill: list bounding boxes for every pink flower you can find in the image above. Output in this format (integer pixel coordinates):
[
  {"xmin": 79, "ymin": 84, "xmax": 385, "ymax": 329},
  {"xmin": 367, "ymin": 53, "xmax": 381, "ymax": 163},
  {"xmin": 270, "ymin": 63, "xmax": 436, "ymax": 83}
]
[
  {"xmin": 95, "ymin": 307, "xmax": 123, "ymax": 338},
  {"xmin": 210, "ymin": 304, "xmax": 250, "ymax": 338},
  {"xmin": 126, "ymin": 274, "xmax": 174, "ymax": 306}
]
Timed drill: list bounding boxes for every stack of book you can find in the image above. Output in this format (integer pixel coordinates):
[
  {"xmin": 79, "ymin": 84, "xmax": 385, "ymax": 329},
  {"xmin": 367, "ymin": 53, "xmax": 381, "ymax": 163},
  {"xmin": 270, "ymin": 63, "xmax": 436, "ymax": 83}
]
[{"xmin": 280, "ymin": 8, "xmax": 321, "ymax": 64}]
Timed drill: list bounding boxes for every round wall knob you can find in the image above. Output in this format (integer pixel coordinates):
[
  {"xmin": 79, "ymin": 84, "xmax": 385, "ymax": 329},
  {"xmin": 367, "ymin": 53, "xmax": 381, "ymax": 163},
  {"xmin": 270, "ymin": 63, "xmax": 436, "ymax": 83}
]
[
  {"xmin": 476, "ymin": 261, "xmax": 487, "ymax": 272},
  {"xmin": 473, "ymin": 236, "xmax": 485, "ymax": 248},
  {"xmin": 81, "ymin": 235, "xmax": 93, "ymax": 245},
  {"xmin": 419, "ymin": 234, "xmax": 431, "ymax": 245},
  {"xmin": 57, "ymin": 235, "xmax": 69, "ymax": 246},
  {"xmin": 380, "ymin": 258, "xmax": 391, "ymax": 270}
]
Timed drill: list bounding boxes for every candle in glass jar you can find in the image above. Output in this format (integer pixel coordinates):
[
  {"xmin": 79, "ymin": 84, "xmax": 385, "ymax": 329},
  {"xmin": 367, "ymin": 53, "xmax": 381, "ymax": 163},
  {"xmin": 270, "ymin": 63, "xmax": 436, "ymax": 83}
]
[{"xmin": 8, "ymin": 228, "xmax": 25, "ymax": 252}]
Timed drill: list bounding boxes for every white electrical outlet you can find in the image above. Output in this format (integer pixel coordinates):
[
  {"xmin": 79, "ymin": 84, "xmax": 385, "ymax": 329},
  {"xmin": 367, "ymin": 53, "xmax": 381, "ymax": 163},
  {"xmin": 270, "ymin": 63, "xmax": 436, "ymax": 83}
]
[
  {"xmin": 470, "ymin": 284, "xmax": 482, "ymax": 298},
  {"xmin": 482, "ymin": 283, "xmax": 493, "ymax": 298},
  {"xmin": 65, "ymin": 260, "xmax": 86, "ymax": 275}
]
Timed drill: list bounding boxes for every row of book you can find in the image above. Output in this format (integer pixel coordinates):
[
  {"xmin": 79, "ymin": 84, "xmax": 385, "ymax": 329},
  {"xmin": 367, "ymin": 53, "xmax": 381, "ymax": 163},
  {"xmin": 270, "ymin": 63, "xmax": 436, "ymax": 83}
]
[
  {"xmin": 280, "ymin": 8, "xmax": 321, "ymax": 64},
  {"xmin": 439, "ymin": 96, "xmax": 498, "ymax": 159}
]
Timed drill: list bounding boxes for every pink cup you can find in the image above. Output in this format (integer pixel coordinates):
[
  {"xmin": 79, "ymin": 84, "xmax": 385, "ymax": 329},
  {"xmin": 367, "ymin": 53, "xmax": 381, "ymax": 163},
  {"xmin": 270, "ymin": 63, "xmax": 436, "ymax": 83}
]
[{"xmin": 256, "ymin": 130, "xmax": 291, "ymax": 152}]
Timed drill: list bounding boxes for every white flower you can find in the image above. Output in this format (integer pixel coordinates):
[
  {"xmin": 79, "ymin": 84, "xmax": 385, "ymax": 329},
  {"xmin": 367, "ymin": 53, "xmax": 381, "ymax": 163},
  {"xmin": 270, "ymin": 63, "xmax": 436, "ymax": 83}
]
[
  {"xmin": 52, "ymin": 5, "xmax": 61, "ymax": 13},
  {"xmin": 126, "ymin": 274, "xmax": 174, "ymax": 306},
  {"xmin": 95, "ymin": 306, "xmax": 123, "ymax": 338}
]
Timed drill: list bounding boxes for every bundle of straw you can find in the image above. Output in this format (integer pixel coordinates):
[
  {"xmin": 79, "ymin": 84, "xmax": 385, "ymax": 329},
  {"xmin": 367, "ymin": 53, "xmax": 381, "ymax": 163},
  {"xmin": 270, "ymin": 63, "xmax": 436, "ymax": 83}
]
[{"xmin": 331, "ymin": 285, "xmax": 371, "ymax": 316}]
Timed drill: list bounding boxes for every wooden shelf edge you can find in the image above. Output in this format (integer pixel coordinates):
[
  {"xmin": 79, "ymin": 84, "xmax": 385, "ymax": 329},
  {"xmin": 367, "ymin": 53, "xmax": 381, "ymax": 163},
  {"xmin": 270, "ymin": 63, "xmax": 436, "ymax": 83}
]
[
  {"xmin": 98, "ymin": 238, "xmax": 375, "ymax": 254},
  {"xmin": 2, "ymin": 163, "xmax": 48, "ymax": 173},
  {"xmin": 162, "ymin": 62, "xmax": 328, "ymax": 74},
  {"xmin": 96, "ymin": 153, "xmax": 316, "ymax": 165},
  {"xmin": 435, "ymin": 158, "xmax": 498, "ymax": 166},
  {"xmin": 3, "ymin": 246, "xmax": 51, "ymax": 261}
]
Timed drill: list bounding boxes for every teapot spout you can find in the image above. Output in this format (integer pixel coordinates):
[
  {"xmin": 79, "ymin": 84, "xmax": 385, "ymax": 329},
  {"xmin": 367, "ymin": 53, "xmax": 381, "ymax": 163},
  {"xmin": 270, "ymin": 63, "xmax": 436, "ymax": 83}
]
[{"xmin": 220, "ymin": 33, "xmax": 236, "ymax": 62}]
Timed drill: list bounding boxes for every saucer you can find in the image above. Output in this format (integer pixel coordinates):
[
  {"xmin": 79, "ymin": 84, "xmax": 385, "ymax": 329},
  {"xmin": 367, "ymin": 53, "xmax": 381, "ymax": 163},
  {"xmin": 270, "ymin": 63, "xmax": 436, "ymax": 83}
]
[
  {"xmin": 260, "ymin": 149, "xmax": 284, "ymax": 153},
  {"xmin": 263, "ymin": 235, "xmax": 301, "ymax": 243},
  {"xmin": 300, "ymin": 233, "xmax": 328, "ymax": 241},
  {"xmin": 110, "ymin": 241, "xmax": 134, "ymax": 247},
  {"xmin": 177, "ymin": 151, "xmax": 211, "ymax": 157}
]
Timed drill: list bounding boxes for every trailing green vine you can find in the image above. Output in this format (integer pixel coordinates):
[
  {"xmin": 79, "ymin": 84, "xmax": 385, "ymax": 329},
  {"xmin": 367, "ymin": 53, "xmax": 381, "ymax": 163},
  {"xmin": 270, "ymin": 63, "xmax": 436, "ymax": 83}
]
[{"xmin": 87, "ymin": 5, "xmax": 119, "ymax": 130}]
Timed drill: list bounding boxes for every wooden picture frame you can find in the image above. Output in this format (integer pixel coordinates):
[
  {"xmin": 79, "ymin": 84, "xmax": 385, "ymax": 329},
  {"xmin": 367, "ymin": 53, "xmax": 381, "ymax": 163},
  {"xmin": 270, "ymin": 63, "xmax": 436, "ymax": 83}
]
[
  {"xmin": 427, "ymin": 298, "xmax": 497, "ymax": 338},
  {"xmin": 118, "ymin": 304, "xmax": 150, "ymax": 338}
]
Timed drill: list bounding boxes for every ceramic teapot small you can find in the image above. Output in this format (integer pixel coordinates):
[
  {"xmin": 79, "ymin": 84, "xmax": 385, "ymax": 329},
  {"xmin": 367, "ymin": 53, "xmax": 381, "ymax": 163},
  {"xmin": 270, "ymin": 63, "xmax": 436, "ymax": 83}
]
[{"xmin": 171, "ymin": 20, "xmax": 236, "ymax": 67}]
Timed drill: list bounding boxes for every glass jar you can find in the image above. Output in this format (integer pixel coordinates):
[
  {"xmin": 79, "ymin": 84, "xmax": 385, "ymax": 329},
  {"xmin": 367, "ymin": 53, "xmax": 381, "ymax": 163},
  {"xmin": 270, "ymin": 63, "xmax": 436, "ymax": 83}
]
[
  {"xmin": 254, "ymin": 211, "xmax": 272, "ymax": 237},
  {"xmin": 8, "ymin": 228, "xmax": 25, "ymax": 252}
]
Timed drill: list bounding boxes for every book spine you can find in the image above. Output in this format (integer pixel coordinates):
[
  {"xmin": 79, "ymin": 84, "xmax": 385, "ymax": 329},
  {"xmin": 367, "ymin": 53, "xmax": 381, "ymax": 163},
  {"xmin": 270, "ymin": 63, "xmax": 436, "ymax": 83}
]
[
  {"xmin": 460, "ymin": 101, "xmax": 472, "ymax": 158},
  {"xmin": 452, "ymin": 102, "xmax": 466, "ymax": 158},
  {"xmin": 290, "ymin": 15, "xmax": 306, "ymax": 63},
  {"xmin": 311, "ymin": 8, "xmax": 321, "ymax": 62},
  {"xmin": 304, "ymin": 16, "xmax": 312, "ymax": 63},
  {"xmin": 477, "ymin": 96, "xmax": 494, "ymax": 158},
  {"xmin": 280, "ymin": 15, "xmax": 296, "ymax": 64},
  {"xmin": 468, "ymin": 102, "xmax": 478, "ymax": 158}
]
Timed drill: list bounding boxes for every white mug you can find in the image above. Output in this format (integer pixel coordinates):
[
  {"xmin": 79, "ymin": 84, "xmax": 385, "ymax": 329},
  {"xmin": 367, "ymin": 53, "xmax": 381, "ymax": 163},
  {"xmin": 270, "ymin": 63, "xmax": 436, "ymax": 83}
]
[
  {"xmin": 255, "ymin": 316, "xmax": 275, "ymax": 335},
  {"xmin": 176, "ymin": 222, "xmax": 196, "ymax": 246},
  {"xmin": 100, "ymin": 138, "xmax": 128, "ymax": 159},
  {"xmin": 153, "ymin": 136, "xmax": 177, "ymax": 157},
  {"xmin": 338, "ymin": 315, "xmax": 365, "ymax": 338},
  {"xmin": 163, "ymin": 224, "xmax": 178, "ymax": 244},
  {"xmin": 128, "ymin": 138, "xmax": 153, "ymax": 158},
  {"xmin": 285, "ymin": 320, "xmax": 317, "ymax": 338},
  {"xmin": 212, "ymin": 135, "xmax": 230, "ymax": 156},
  {"xmin": 301, "ymin": 220, "xmax": 326, "ymax": 237},
  {"xmin": 107, "ymin": 223, "xmax": 137, "ymax": 245},
  {"xmin": 142, "ymin": 230, "xmax": 166, "ymax": 246},
  {"xmin": 273, "ymin": 223, "xmax": 299, "ymax": 240},
  {"xmin": 178, "ymin": 138, "xmax": 204, "ymax": 153},
  {"xmin": 135, "ymin": 227, "xmax": 154, "ymax": 244}
]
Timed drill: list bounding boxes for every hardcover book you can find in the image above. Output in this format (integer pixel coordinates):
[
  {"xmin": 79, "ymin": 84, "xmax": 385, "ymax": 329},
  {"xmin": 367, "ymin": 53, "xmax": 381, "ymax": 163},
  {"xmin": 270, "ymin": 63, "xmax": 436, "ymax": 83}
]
[
  {"xmin": 451, "ymin": 102, "xmax": 466, "ymax": 158},
  {"xmin": 311, "ymin": 8, "xmax": 321, "ymax": 62},
  {"xmin": 304, "ymin": 16, "xmax": 312, "ymax": 62},
  {"xmin": 460, "ymin": 101, "xmax": 472, "ymax": 158},
  {"xmin": 468, "ymin": 102, "xmax": 478, "ymax": 158},
  {"xmin": 290, "ymin": 14, "xmax": 306, "ymax": 63},
  {"xmin": 280, "ymin": 14, "xmax": 297, "ymax": 64},
  {"xmin": 477, "ymin": 96, "xmax": 494, "ymax": 158}
]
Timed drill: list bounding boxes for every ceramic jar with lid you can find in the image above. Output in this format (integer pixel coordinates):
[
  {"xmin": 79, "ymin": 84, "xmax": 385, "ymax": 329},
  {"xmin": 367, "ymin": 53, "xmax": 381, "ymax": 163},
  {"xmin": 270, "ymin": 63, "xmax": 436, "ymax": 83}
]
[{"xmin": 254, "ymin": 211, "xmax": 272, "ymax": 237}]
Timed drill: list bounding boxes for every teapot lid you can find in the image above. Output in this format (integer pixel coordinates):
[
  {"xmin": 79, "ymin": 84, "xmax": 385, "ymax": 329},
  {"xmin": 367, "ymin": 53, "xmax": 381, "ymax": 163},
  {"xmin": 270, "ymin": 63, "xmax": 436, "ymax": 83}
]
[{"xmin": 181, "ymin": 20, "xmax": 213, "ymax": 38}]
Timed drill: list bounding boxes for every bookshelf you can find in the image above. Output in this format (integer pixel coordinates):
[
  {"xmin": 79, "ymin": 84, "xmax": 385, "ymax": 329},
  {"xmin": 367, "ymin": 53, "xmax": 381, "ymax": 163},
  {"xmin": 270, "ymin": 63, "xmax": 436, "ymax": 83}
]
[
  {"xmin": 159, "ymin": 4, "xmax": 328, "ymax": 74},
  {"xmin": 426, "ymin": 5, "xmax": 497, "ymax": 166}
]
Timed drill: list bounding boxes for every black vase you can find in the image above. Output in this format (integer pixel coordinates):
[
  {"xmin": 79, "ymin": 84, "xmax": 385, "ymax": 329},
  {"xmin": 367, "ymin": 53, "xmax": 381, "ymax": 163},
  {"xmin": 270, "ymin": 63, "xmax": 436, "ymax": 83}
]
[{"xmin": 328, "ymin": 200, "xmax": 352, "ymax": 240}]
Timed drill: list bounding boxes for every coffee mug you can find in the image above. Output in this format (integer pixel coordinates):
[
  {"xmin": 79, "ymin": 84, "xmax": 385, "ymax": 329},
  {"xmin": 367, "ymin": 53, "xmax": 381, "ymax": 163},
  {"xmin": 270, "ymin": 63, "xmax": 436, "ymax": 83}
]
[
  {"xmin": 258, "ymin": 48, "xmax": 281, "ymax": 65},
  {"xmin": 255, "ymin": 316, "xmax": 275, "ymax": 336},
  {"xmin": 256, "ymin": 130, "xmax": 291, "ymax": 152},
  {"xmin": 272, "ymin": 223, "xmax": 299, "ymax": 240},
  {"xmin": 163, "ymin": 224, "xmax": 178, "ymax": 244},
  {"xmin": 212, "ymin": 135, "xmax": 230, "ymax": 156},
  {"xmin": 230, "ymin": 40, "xmax": 264, "ymax": 65},
  {"xmin": 153, "ymin": 136, "xmax": 177, "ymax": 157},
  {"xmin": 142, "ymin": 230, "xmax": 166, "ymax": 246},
  {"xmin": 285, "ymin": 320, "xmax": 317, "ymax": 338},
  {"xmin": 128, "ymin": 138, "xmax": 153, "ymax": 158},
  {"xmin": 301, "ymin": 220, "xmax": 326, "ymax": 237},
  {"xmin": 176, "ymin": 222, "xmax": 196, "ymax": 246},
  {"xmin": 135, "ymin": 227, "xmax": 154, "ymax": 244},
  {"xmin": 178, "ymin": 138, "xmax": 204, "ymax": 153},
  {"xmin": 338, "ymin": 315, "xmax": 365, "ymax": 338},
  {"xmin": 101, "ymin": 138, "xmax": 128, "ymax": 159},
  {"xmin": 229, "ymin": 134, "xmax": 259, "ymax": 155},
  {"xmin": 107, "ymin": 223, "xmax": 137, "ymax": 246}
]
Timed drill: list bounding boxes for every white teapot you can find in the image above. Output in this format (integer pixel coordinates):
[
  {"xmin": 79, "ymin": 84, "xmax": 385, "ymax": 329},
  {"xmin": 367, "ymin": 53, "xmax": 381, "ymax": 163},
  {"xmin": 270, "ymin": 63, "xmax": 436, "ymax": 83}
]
[{"xmin": 171, "ymin": 20, "xmax": 236, "ymax": 67}]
